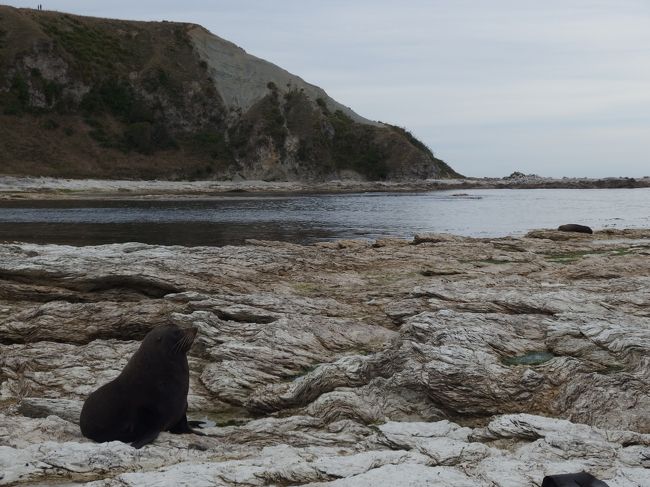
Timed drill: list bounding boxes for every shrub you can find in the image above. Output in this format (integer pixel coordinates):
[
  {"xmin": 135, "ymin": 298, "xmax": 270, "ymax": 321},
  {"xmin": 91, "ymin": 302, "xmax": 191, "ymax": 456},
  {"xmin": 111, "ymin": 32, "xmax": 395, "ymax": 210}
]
[
  {"xmin": 264, "ymin": 105, "xmax": 286, "ymax": 143},
  {"xmin": 55, "ymin": 94, "xmax": 76, "ymax": 114},
  {"xmin": 84, "ymin": 117, "xmax": 101, "ymax": 128},
  {"xmin": 173, "ymin": 27, "xmax": 190, "ymax": 47},
  {"xmin": 388, "ymin": 125, "xmax": 435, "ymax": 158},
  {"xmin": 11, "ymin": 74, "xmax": 30, "ymax": 106},
  {"xmin": 228, "ymin": 121, "xmax": 253, "ymax": 152},
  {"xmin": 89, "ymin": 125, "xmax": 113, "ymax": 148},
  {"xmin": 328, "ymin": 110, "xmax": 389, "ymax": 180},
  {"xmin": 97, "ymin": 79, "xmax": 136, "ymax": 118},
  {"xmin": 43, "ymin": 80, "xmax": 63, "ymax": 105},
  {"xmin": 2, "ymin": 74, "xmax": 30, "ymax": 114},
  {"xmin": 42, "ymin": 119, "xmax": 59, "ymax": 130},
  {"xmin": 123, "ymin": 122, "xmax": 154, "ymax": 154},
  {"xmin": 81, "ymin": 78, "xmax": 153, "ymax": 123},
  {"xmin": 151, "ymin": 123, "xmax": 178, "ymax": 151},
  {"xmin": 142, "ymin": 67, "xmax": 171, "ymax": 93},
  {"xmin": 39, "ymin": 18, "xmax": 128, "ymax": 79},
  {"xmin": 191, "ymin": 131, "xmax": 230, "ymax": 160}
]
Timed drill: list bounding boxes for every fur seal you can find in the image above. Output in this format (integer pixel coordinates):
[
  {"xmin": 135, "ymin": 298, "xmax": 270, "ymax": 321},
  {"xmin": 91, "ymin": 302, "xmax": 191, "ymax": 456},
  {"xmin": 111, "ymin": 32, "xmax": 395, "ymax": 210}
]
[
  {"xmin": 80, "ymin": 324, "xmax": 202, "ymax": 448},
  {"xmin": 542, "ymin": 472, "xmax": 609, "ymax": 487},
  {"xmin": 558, "ymin": 224, "xmax": 593, "ymax": 234}
]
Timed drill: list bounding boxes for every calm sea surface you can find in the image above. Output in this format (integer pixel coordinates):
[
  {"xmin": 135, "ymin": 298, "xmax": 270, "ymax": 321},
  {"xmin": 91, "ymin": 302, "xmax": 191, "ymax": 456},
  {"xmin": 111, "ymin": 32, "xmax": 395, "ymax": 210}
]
[{"xmin": 0, "ymin": 188, "xmax": 648, "ymax": 246}]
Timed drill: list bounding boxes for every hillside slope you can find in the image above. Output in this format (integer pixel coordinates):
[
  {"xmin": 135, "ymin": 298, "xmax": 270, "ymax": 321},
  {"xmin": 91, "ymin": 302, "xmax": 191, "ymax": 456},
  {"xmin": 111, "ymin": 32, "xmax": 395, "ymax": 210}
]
[{"xmin": 0, "ymin": 6, "xmax": 461, "ymax": 181}]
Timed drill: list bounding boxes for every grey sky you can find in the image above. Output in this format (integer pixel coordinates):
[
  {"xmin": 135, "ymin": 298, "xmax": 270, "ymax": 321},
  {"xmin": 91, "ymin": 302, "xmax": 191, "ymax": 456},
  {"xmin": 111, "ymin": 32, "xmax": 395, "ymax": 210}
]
[{"xmin": 5, "ymin": 0, "xmax": 650, "ymax": 177}]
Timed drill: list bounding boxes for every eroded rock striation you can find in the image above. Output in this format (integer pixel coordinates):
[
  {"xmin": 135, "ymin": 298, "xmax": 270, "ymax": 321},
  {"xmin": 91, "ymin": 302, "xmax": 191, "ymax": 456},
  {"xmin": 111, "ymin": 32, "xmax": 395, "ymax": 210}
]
[{"xmin": 1, "ymin": 229, "xmax": 649, "ymax": 485}]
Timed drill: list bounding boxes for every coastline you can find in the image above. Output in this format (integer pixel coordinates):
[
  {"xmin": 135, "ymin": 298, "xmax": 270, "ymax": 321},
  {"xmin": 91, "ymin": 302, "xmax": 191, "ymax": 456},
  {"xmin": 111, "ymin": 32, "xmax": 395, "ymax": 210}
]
[{"xmin": 1, "ymin": 175, "xmax": 649, "ymax": 200}]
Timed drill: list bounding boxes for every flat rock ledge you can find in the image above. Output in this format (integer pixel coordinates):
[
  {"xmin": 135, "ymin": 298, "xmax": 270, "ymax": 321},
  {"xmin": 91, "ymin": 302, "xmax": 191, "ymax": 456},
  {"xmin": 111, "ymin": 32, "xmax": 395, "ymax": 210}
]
[
  {"xmin": 1, "ymin": 229, "xmax": 649, "ymax": 486},
  {"xmin": 1, "ymin": 175, "xmax": 649, "ymax": 200}
]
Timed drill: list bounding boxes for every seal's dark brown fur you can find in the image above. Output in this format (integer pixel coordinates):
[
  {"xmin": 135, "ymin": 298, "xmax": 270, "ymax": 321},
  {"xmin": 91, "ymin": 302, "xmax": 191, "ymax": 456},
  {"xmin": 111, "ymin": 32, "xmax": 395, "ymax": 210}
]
[
  {"xmin": 542, "ymin": 471, "xmax": 609, "ymax": 486},
  {"xmin": 80, "ymin": 324, "xmax": 201, "ymax": 448}
]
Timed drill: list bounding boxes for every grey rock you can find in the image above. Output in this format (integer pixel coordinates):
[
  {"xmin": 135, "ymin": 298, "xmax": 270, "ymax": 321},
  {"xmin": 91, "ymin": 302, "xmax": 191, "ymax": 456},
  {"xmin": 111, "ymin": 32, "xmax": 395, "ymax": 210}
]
[{"xmin": 1, "ymin": 232, "xmax": 649, "ymax": 485}]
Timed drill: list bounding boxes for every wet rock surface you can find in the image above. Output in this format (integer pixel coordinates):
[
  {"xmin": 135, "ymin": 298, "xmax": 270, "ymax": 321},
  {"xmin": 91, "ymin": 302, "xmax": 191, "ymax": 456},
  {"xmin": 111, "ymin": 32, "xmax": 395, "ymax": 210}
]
[{"xmin": 1, "ymin": 229, "xmax": 649, "ymax": 485}]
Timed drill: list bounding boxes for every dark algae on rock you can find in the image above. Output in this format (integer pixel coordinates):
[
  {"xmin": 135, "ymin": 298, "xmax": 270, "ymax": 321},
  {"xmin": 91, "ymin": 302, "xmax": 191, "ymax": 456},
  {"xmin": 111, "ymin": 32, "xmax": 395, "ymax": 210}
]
[
  {"xmin": 0, "ymin": 6, "xmax": 460, "ymax": 181},
  {"xmin": 502, "ymin": 351, "xmax": 555, "ymax": 366}
]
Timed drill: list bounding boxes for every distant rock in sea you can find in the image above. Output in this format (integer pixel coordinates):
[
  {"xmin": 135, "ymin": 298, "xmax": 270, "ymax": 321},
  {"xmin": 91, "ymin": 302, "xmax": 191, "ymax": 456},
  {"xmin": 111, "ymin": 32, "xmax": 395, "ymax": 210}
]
[{"xmin": 558, "ymin": 224, "xmax": 593, "ymax": 234}]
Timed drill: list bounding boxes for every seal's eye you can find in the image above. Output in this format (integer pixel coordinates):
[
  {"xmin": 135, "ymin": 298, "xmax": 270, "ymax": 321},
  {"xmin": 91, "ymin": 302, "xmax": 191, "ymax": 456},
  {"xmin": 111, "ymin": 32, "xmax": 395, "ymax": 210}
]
[{"xmin": 157, "ymin": 337, "xmax": 162, "ymax": 342}]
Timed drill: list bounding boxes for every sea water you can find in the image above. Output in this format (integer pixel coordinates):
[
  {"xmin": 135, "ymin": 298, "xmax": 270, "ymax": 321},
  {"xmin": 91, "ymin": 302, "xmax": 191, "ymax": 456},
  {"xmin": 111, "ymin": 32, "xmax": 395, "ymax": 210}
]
[{"xmin": 0, "ymin": 188, "xmax": 648, "ymax": 246}]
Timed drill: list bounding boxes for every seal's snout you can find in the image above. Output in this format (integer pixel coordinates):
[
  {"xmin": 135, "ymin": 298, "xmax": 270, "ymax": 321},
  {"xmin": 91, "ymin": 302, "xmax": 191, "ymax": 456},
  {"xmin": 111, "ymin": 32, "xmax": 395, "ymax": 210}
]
[
  {"xmin": 185, "ymin": 326, "xmax": 198, "ymax": 341},
  {"xmin": 175, "ymin": 326, "xmax": 198, "ymax": 353}
]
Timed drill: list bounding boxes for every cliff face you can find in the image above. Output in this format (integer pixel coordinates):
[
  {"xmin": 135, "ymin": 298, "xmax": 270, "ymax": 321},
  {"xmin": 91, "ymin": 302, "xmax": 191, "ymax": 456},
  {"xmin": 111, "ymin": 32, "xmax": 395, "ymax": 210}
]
[{"xmin": 0, "ymin": 6, "xmax": 461, "ymax": 181}]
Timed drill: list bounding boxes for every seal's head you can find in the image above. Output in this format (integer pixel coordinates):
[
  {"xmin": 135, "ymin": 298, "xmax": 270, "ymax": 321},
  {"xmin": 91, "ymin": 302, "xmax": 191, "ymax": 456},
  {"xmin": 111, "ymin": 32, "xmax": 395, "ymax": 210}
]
[{"xmin": 144, "ymin": 324, "xmax": 198, "ymax": 356}]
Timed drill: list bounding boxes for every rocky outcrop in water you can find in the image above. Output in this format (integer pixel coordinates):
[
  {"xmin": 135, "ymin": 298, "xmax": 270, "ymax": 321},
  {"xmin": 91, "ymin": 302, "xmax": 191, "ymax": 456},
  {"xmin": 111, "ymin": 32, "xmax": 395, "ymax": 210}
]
[
  {"xmin": 1, "ymin": 176, "xmax": 649, "ymax": 203},
  {"xmin": 1, "ymin": 229, "xmax": 649, "ymax": 485}
]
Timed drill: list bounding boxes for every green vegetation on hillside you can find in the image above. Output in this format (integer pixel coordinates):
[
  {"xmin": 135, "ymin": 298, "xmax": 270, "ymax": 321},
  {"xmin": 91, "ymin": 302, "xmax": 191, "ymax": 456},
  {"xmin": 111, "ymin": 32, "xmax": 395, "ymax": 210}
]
[
  {"xmin": 388, "ymin": 125, "xmax": 435, "ymax": 158},
  {"xmin": 328, "ymin": 110, "xmax": 388, "ymax": 180},
  {"xmin": 0, "ymin": 5, "xmax": 459, "ymax": 181},
  {"xmin": 2, "ymin": 73, "xmax": 29, "ymax": 114},
  {"xmin": 81, "ymin": 78, "xmax": 149, "ymax": 121},
  {"xmin": 38, "ymin": 16, "xmax": 129, "ymax": 79},
  {"xmin": 261, "ymin": 84, "xmax": 288, "ymax": 149},
  {"xmin": 78, "ymin": 77, "xmax": 177, "ymax": 154}
]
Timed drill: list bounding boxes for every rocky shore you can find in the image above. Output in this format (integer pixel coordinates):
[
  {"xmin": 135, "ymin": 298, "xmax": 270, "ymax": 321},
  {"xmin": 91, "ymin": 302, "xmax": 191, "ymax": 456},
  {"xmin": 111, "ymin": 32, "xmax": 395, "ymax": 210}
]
[
  {"xmin": 1, "ymin": 229, "xmax": 649, "ymax": 485},
  {"xmin": 1, "ymin": 175, "xmax": 649, "ymax": 200}
]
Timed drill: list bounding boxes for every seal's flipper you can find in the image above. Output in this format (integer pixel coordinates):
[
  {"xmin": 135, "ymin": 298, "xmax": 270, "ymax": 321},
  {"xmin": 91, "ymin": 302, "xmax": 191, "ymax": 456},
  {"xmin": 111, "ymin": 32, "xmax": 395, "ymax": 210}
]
[
  {"xmin": 169, "ymin": 415, "xmax": 205, "ymax": 436},
  {"xmin": 131, "ymin": 428, "xmax": 160, "ymax": 449},
  {"xmin": 542, "ymin": 472, "xmax": 609, "ymax": 487}
]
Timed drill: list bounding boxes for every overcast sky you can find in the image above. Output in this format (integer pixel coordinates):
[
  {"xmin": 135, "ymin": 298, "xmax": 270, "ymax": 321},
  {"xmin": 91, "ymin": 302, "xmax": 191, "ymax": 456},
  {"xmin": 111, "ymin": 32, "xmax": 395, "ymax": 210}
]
[{"xmin": 5, "ymin": 0, "xmax": 650, "ymax": 177}]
